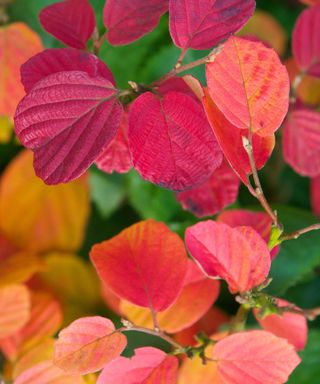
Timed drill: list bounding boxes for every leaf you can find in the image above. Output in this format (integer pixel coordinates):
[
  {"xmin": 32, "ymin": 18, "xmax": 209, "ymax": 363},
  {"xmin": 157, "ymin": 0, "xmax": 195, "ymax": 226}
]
[
  {"xmin": 0, "ymin": 231, "xmax": 18, "ymax": 261},
  {"xmin": 212, "ymin": 330, "xmax": 301, "ymax": 384},
  {"xmin": 217, "ymin": 209, "xmax": 280, "ymax": 259},
  {"xmin": 128, "ymin": 91, "xmax": 223, "ymax": 191},
  {"xmin": 292, "ymin": 5, "xmax": 320, "ymax": 77},
  {"xmin": 0, "ymin": 115, "xmax": 13, "ymax": 143},
  {"xmin": 238, "ymin": 10, "xmax": 287, "ymax": 56},
  {"xmin": 21, "ymin": 48, "xmax": 115, "ymax": 93},
  {"xmin": 0, "ymin": 22, "xmax": 43, "ymax": 119},
  {"xmin": 311, "ymin": 175, "xmax": 320, "ymax": 216},
  {"xmin": 90, "ymin": 220, "xmax": 188, "ymax": 311},
  {"xmin": 39, "ymin": 253, "xmax": 100, "ymax": 325},
  {"xmin": 267, "ymin": 206, "xmax": 320, "ymax": 295},
  {"xmin": 0, "ymin": 284, "xmax": 30, "ymax": 339},
  {"xmin": 14, "ymin": 360, "xmax": 85, "ymax": 384},
  {"xmin": 54, "ymin": 316, "xmax": 127, "ymax": 375},
  {"xmin": 0, "ymin": 252, "xmax": 44, "ymax": 287},
  {"xmin": 283, "ymin": 109, "xmax": 320, "ymax": 177},
  {"xmin": 176, "ymin": 160, "xmax": 240, "ymax": 218},
  {"xmin": 104, "ymin": 0, "xmax": 168, "ymax": 45},
  {"xmin": 206, "ymin": 36, "xmax": 290, "ymax": 136},
  {"xmin": 120, "ymin": 260, "xmax": 220, "ymax": 333},
  {"xmin": 254, "ymin": 298, "xmax": 307, "ymax": 351},
  {"xmin": 39, "ymin": 0, "xmax": 96, "ymax": 49},
  {"xmin": 95, "ymin": 111, "xmax": 132, "ymax": 174},
  {"xmin": 169, "ymin": 0, "xmax": 255, "ymax": 50},
  {"xmin": 0, "ymin": 150, "xmax": 90, "ymax": 253},
  {"xmin": 0, "ymin": 291, "xmax": 63, "ymax": 361},
  {"xmin": 185, "ymin": 221, "xmax": 271, "ymax": 293},
  {"xmin": 97, "ymin": 347, "xmax": 179, "ymax": 384},
  {"xmin": 14, "ymin": 71, "xmax": 123, "ymax": 185},
  {"xmin": 203, "ymin": 91, "xmax": 275, "ymax": 186}
]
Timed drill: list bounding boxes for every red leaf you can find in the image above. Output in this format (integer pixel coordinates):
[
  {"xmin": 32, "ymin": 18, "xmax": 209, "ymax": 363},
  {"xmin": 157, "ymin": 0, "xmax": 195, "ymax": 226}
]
[
  {"xmin": 293, "ymin": 5, "xmax": 320, "ymax": 77},
  {"xmin": 169, "ymin": 0, "xmax": 255, "ymax": 50},
  {"xmin": 95, "ymin": 111, "xmax": 132, "ymax": 174},
  {"xmin": 39, "ymin": 0, "xmax": 96, "ymax": 49},
  {"xmin": 54, "ymin": 316, "xmax": 127, "ymax": 375},
  {"xmin": 185, "ymin": 221, "xmax": 271, "ymax": 293},
  {"xmin": 203, "ymin": 91, "xmax": 275, "ymax": 185},
  {"xmin": 14, "ymin": 71, "xmax": 123, "ymax": 185},
  {"xmin": 104, "ymin": 0, "xmax": 168, "ymax": 45},
  {"xmin": 212, "ymin": 330, "xmax": 301, "ymax": 384},
  {"xmin": 311, "ymin": 175, "xmax": 320, "ymax": 216},
  {"xmin": 217, "ymin": 209, "xmax": 280, "ymax": 259},
  {"xmin": 176, "ymin": 160, "xmax": 240, "ymax": 217},
  {"xmin": 206, "ymin": 36, "xmax": 289, "ymax": 136},
  {"xmin": 254, "ymin": 298, "xmax": 307, "ymax": 351},
  {"xmin": 283, "ymin": 109, "xmax": 320, "ymax": 177},
  {"xmin": 128, "ymin": 91, "xmax": 223, "ymax": 191},
  {"xmin": 21, "ymin": 48, "xmax": 115, "ymax": 93},
  {"xmin": 157, "ymin": 76, "xmax": 200, "ymax": 101},
  {"xmin": 90, "ymin": 220, "xmax": 188, "ymax": 312},
  {"xmin": 97, "ymin": 347, "xmax": 179, "ymax": 384}
]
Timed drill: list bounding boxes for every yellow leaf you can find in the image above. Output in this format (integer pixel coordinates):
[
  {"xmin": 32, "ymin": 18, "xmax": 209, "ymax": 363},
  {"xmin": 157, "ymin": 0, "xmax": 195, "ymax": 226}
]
[
  {"xmin": 0, "ymin": 115, "xmax": 13, "ymax": 143},
  {"xmin": 0, "ymin": 150, "xmax": 90, "ymax": 253}
]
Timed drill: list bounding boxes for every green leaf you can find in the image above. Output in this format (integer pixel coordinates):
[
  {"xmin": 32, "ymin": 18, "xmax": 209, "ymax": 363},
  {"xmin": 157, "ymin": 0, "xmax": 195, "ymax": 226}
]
[
  {"xmin": 288, "ymin": 330, "xmax": 320, "ymax": 383},
  {"xmin": 267, "ymin": 206, "xmax": 320, "ymax": 296},
  {"xmin": 89, "ymin": 169, "xmax": 125, "ymax": 219}
]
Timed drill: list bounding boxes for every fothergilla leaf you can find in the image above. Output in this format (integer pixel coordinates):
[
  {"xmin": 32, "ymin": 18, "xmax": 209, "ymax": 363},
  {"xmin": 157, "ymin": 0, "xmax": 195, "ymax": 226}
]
[
  {"xmin": 169, "ymin": 0, "xmax": 255, "ymax": 50},
  {"xmin": 283, "ymin": 109, "xmax": 320, "ymax": 177},
  {"xmin": 14, "ymin": 71, "xmax": 123, "ymax": 185},
  {"xmin": 104, "ymin": 0, "xmax": 168, "ymax": 45},
  {"xmin": 21, "ymin": 48, "xmax": 115, "ymax": 93},
  {"xmin": 176, "ymin": 160, "xmax": 240, "ymax": 218},
  {"xmin": 128, "ymin": 91, "xmax": 223, "ymax": 191},
  {"xmin": 39, "ymin": 0, "xmax": 96, "ymax": 49},
  {"xmin": 293, "ymin": 5, "xmax": 320, "ymax": 77},
  {"xmin": 185, "ymin": 221, "xmax": 271, "ymax": 293},
  {"xmin": 97, "ymin": 347, "xmax": 179, "ymax": 384},
  {"xmin": 206, "ymin": 36, "xmax": 290, "ymax": 136}
]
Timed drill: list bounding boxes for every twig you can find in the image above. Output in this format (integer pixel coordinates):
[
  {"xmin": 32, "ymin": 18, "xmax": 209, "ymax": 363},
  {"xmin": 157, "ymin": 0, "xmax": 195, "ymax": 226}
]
[
  {"xmin": 280, "ymin": 224, "xmax": 320, "ymax": 242},
  {"xmin": 279, "ymin": 305, "xmax": 320, "ymax": 321},
  {"xmin": 229, "ymin": 304, "xmax": 250, "ymax": 334},
  {"xmin": 175, "ymin": 49, "xmax": 188, "ymax": 69}
]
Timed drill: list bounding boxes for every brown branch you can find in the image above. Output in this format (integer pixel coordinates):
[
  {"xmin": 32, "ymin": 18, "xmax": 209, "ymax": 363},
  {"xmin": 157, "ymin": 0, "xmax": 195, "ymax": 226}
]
[
  {"xmin": 279, "ymin": 305, "xmax": 320, "ymax": 321},
  {"xmin": 175, "ymin": 48, "xmax": 188, "ymax": 69},
  {"xmin": 280, "ymin": 224, "xmax": 320, "ymax": 242}
]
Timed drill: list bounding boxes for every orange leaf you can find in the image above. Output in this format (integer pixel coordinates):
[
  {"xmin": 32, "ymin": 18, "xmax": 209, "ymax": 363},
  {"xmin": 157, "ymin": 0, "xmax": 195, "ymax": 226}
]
[
  {"xmin": 0, "ymin": 284, "xmax": 31, "ymax": 338},
  {"xmin": 120, "ymin": 260, "xmax": 220, "ymax": 333},
  {"xmin": 0, "ymin": 150, "xmax": 90, "ymax": 253},
  {"xmin": 0, "ymin": 22, "xmax": 43, "ymax": 119},
  {"xmin": 206, "ymin": 36, "xmax": 289, "ymax": 137},
  {"xmin": 54, "ymin": 316, "xmax": 127, "ymax": 375},
  {"xmin": 212, "ymin": 330, "xmax": 301, "ymax": 383}
]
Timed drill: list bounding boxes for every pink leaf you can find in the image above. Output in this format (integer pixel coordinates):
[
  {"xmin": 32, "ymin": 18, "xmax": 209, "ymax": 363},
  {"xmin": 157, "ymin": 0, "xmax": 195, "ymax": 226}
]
[
  {"xmin": 54, "ymin": 316, "xmax": 127, "ymax": 375},
  {"xmin": 176, "ymin": 160, "xmax": 240, "ymax": 217},
  {"xmin": 39, "ymin": 0, "xmax": 96, "ymax": 49},
  {"xmin": 254, "ymin": 298, "xmax": 307, "ymax": 351},
  {"xmin": 169, "ymin": 0, "xmax": 255, "ymax": 50},
  {"xmin": 97, "ymin": 347, "xmax": 179, "ymax": 384},
  {"xmin": 104, "ymin": 0, "xmax": 168, "ymax": 45},
  {"xmin": 128, "ymin": 91, "xmax": 223, "ymax": 191},
  {"xmin": 283, "ymin": 108, "xmax": 320, "ymax": 177},
  {"xmin": 95, "ymin": 111, "xmax": 132, "ymax": 174},
  {"xmin": 206, "ymin": 36, "xmax": 290, "ymax": 137},
  {"xmin": 21, "ymin": 48, "xmax": 115, "ymax": 93},
  {"xmin": 311, "ymin": 175, "xmax": 320, "ymax": 216},
  {"xmin": 90, "ymin": 220, "xmax": 188, "ymax": 312},
  {"xmin": 14, "ymin": 71, "xmax": 122, "ymax": 185},
  {"xmin": 212, "ymin": 330, "xmax": 301, "ymax": 384},
  {"xmin": 293, "ymin": 5, "xmax": 320, "ymax": 77},
  {"xmin": 14, "ymin": 360, "xmax": 84, "ymax": 384},
  {"xmin": 185, "ymin": 221, "xmax": 271, "ymax": 293},
  {"xmin": 217, "ymin": 209, "xmax": 280, "ymax": 259},
  {"xmin": 203, "ymin": 91, "xmax": 275, "ymax": 186}
]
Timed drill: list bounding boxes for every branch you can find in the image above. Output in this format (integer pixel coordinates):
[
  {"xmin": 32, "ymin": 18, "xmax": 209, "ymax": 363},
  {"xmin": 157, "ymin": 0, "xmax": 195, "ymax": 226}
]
[
  {"xmin": 279, "ymin": 305, "xmax": 320, "ymax": 321},
  {"xmin": 229, "ymin": 304, "xmax": 250, "ymax": 334},
  {"xmin": 280, "ymin": 224, "xmax": 320, "ymax": 242}
]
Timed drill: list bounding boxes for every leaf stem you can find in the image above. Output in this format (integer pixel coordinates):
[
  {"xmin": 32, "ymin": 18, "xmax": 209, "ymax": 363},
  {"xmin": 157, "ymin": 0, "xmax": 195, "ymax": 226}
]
[
  {"xmin": 229, "ymin": 304, "xmax": 250, "ymax": 334},
  {"xmin": 280, "ymin": 223, "xmax": 320, "ymax": 242}
]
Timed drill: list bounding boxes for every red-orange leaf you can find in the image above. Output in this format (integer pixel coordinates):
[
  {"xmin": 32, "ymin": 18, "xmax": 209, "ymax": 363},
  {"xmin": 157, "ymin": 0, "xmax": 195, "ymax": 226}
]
[
  {"xmin": 206, "ymin": 36, "xmax": 289, "ymax": 137},
  {"xmin": 90, "ymin": 220, "xmax": 188, "ymax": 312},
  {"xmin": 212, "ymin": 330, "xmax": 301, "ymax": 384},
  {"xmin": 97, "ymin": 347, "xmax": 179, "ymax": 384},
  {"xmin": 185, "ymin": 221, "xmax": 271, "ymax": 293},
  {"xmin": 54, "ymin": 316, "xmax": 127, "ymax": 375}
]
